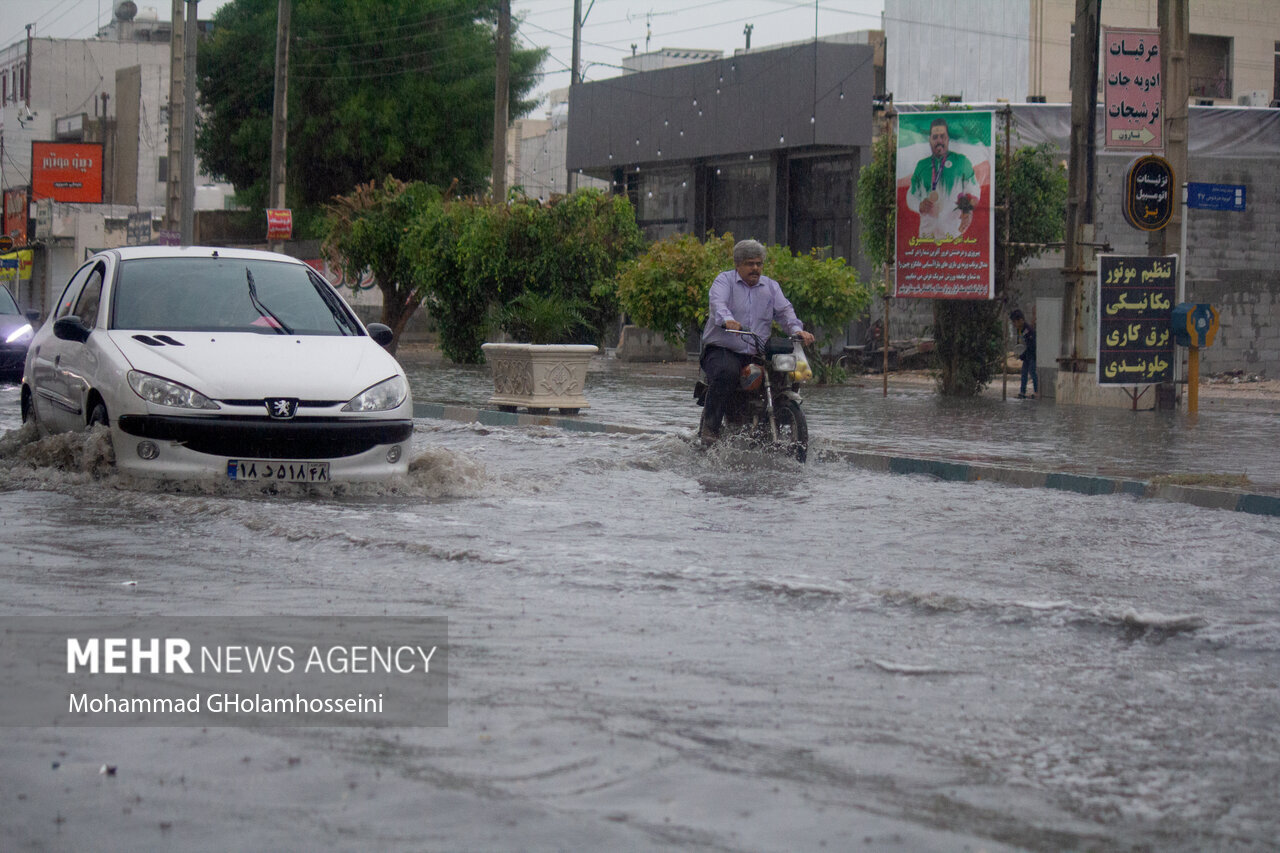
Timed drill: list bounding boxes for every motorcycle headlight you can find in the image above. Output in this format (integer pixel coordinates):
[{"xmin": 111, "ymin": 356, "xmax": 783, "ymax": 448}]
[
  {"xmin": 342, "ymin": 375, "xmax": 407, "ymax": 412},
  {"xmin": 772, "ymin": 354, "xmax": 797, "ymax": 372},
  {"xmin": 127, "ymin": 371, "xmax": 220, "ymax": 409},
  {"xmin": 5, "ymin": 323, "xmax": 32, "ymax": 344}
]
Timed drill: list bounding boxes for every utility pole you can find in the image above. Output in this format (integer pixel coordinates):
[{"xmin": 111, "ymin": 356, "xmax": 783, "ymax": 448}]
[
  {"xmin": 571, "ymin": 0, "xmax": 582, "ymax": 85},
  {"xmin": 166, "ymin": 0, "xmax": 183, "ymax": 236},
  {"xmin": 1060, "ymin": 0, "xmax": 1100, "ymax": 373},
  {"xmin": 743, "ymin": 23, "xmax": 753, "ymax": 51},
  {"xmin": 180, "ymin": 0, "xmax": 198, "ymax": 246},
  {"xmin": 1152, "ymin": 0, "xmax": 1188, "ymax": 261},
  {"xmin": 491, "ymin": 0, "xmax": 510, "ymax": 200},
  {"xmin": 269, "ymin": 0, "xmax": 291, "ymax": 247}
]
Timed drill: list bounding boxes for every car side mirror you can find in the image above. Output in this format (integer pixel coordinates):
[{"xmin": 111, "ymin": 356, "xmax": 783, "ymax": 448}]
[
  {"xmin": 25, "ymin": 310, "xmax": 41, "ymax": 323},
  {"xmin": 53, "ymin": 315, "xmax": 92, "ymax": 343},
  {"xmin": 366, "ymin": 323, "xmax": 394, "ymax": 348}
]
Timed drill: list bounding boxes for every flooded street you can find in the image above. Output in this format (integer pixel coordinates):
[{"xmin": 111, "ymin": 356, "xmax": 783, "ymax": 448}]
[{"xmin": 2, "ymin": 370, "xmax": 1279, "ymax": 851}]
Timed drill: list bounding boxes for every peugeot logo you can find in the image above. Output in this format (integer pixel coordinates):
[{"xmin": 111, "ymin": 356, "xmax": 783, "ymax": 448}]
[{"xmin": 266, "ymin": 398, "xmax": 298, "ymax": 419}]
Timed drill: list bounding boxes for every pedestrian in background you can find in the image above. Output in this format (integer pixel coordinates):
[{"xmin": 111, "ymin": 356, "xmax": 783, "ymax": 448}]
[{"xmin": 1010, "ymin": 309, "xmax": 1037, "ymax": 399}]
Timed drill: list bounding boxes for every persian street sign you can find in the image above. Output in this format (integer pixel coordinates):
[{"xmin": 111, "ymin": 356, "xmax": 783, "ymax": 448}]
[
  {"xmin": 1187, "ymin": 182, "xmax": 1246, "ymax": 211},
  {"xmin": 31, "ymin": 142, "xmax": 104, "ymax": 204},
  {"xmin": 1097, "ymin": 254, "xmax": 1177, "ymax": 386},
  {"xmin": 1123, "ymin": 155, "xmax": 1174, "ymax": 231},
  {"xmin": 266, "ymin": 209, "xmax": 293, "ymax": 241},
  {"xmin": 1104, "ymin": 27, "xmax": 1162, "ymax": 151}
]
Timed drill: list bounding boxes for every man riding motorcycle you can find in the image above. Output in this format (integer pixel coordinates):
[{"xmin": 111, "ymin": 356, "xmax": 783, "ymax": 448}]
[{"xmin": 698, "ymin": 239, "xmax": 814, "ymax": 445}]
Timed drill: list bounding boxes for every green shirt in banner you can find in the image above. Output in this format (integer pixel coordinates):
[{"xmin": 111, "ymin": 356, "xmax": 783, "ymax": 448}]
[{"xmin": 907, "ymin": 151, "xmax": 978, "ymax": 240}]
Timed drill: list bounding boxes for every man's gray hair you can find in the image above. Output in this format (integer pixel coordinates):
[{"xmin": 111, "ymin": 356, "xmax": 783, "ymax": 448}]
[{"xmin": 733, "ymin": 239, "xmax": 766, "ymax": 264}]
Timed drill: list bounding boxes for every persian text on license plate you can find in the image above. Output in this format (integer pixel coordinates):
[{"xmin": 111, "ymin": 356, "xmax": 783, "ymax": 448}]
[{"xmin": 227, "ymin": 460, "xmax": 331, "ymax": 482}]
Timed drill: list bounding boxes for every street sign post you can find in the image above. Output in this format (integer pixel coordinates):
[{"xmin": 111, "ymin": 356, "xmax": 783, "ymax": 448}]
[{"xmin": 1186, "ymin": 182, "xmax": 1246, "ymax": 211}]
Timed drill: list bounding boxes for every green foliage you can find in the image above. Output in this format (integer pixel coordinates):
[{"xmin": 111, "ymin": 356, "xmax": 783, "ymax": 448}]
[
  {"xmin": 766, "ymin": 249, "xmax": 871, "ymax": 351},
  {"xmin": 611, "ymin": 233, "xmax": 734, "ymax": 347},
  {"xmin": 404, "ymin": 189, "xmax": 643, "ymax": 363},
  {"xmin": 496, "ymin": 291, "xmax": 593, "ymax": 345},
  {"xmin": 997, "ymin": 141, "xmax": 1068, "ymax": 281},
  {"xmin": 321, "ymin": 178, "xmax": 440, "ymax": 353},
  {"xmin": 856, "ymin": 129, "xmax": 896, "ymax": 271},
  {"xmin": 613, "ymin": 235, "xmax": 870, "ymax": 357},
  {"xmin": 196, "ymin": 0, "xmax": 546, "ymax": 232},
  {"xmin": 932, "ymin": 300, "xmax": 1004, "ymax": 396}
]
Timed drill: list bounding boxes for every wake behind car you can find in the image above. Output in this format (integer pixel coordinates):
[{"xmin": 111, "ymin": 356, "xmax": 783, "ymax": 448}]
[{"xmin": 21, "ymin": 246, "xmax": 413, "ymax": 482}]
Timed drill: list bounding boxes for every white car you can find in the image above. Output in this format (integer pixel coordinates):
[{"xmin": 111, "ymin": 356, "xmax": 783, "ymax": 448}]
[{"xmin": 21, "ymin": 246, "xmax": 413, "ymax": 482}]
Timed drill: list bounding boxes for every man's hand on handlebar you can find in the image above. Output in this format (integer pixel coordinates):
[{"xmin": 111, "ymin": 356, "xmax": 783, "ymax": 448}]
[
  {"xmin": 724, "ymin": 320, "xmax": 742, "ymax": 331},
  {"xmin": 796, "ymin": 330, "xmax": 815, "ymax": 346}
]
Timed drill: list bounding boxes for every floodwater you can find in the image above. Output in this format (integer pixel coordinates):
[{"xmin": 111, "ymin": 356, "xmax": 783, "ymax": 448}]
[{"xmin": 1, "ymin": 366, "xmax": 1279, "ymax": 852}]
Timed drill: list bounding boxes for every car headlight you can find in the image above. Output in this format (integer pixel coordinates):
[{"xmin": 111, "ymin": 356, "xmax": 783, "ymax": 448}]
[
  {"xmin": 5, "ymin": 323, "xmax": 32, "ymax": 344},
  {"xmin": 127, "ymin": 371, "xmax": 220, "ymax": 410},
  {"xmin": 342, "ymin": 375, "xmax": 408, "ymax": 412}
]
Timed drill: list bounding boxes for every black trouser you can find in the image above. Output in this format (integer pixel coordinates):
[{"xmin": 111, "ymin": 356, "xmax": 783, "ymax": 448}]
[{"xmin": 700, "ymin": 345, "xmax": 749, "ymax": 434}]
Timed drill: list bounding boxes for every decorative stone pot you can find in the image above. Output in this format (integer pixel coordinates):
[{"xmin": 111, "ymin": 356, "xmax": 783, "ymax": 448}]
[{"xmin": 481, "ymin": 343, "xmax": 598, "ymax": 414}]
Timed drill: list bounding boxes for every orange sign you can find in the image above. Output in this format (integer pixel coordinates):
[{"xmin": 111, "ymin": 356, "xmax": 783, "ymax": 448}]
[
  {"xmin": 31, "ymin": 142, "xmax": 104, "ymax": 203},
  {"xmin": 3, "ymin": 188, "xmax": 27, "ymax": 244},
  {"xmin": 266, "ymin": 209, "xmax": 292, "ymax": 241}
]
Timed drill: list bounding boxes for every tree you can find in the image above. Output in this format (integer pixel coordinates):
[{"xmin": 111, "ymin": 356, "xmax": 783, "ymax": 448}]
[
  {"xmin": 403, "ymin": 190, "xmax": 643, "ymax": 363},
  {"xmin": 196, "ymin": 0, "xmax": 545, "ymax": 234},
  {"xmin": 322, "ymin": 177, "xmax": 440, "ymax": 353},
  {"xmin": 855, "ymin": 119, "xmax": 1067, "ymax": 395}
]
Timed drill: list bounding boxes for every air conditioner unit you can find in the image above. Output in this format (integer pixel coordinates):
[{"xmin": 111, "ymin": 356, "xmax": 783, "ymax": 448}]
[{"xmin": 1237, "ymin": 90, "xmax": 1269, "ymax": 107}]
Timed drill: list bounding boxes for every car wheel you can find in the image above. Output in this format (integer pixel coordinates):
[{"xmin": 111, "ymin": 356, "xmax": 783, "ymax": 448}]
[
  {"xmin": 21, "ymin": 387, "xmax": 38, "ymax": 427},
  {"xmin": 88, "ymin": 400, "xmax": 109, "ymax": 428}
]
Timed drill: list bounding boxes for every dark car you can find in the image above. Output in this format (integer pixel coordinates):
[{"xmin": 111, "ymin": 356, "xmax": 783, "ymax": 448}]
[{"xmin": 0, "ymin": 285, "xmax": 38, "ymax": 382}]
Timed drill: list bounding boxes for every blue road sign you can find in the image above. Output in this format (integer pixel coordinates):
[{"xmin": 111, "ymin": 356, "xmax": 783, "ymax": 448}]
[{"xmin": 1187, "ymin": 182, "xmax": 1246, "ymax": 211}]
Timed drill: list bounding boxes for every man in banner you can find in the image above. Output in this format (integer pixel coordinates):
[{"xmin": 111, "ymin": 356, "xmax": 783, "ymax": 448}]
[{"xmin": 905, "ymin": 117, "xmax": 980, "ymax": 240}]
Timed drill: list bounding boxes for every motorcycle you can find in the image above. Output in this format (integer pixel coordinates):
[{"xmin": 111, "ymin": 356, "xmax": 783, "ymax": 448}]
[{"xmin": 693, "ymin": 328, "xmax": 812, "ymax": 462}]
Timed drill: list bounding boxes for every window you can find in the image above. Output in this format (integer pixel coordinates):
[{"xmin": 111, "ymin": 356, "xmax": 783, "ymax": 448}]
[
  {"xmin": 55, "ymin": 263, "xmax": 98, "ymax": 319},
  {"xmin": 626, "ymin": 169, "xmax": 690, "ymax": 241},
  {"xmin": 72, "ymin": 266, "xmax": 106, "ymax": 328},
  {"xmin": 1189, "ymin": 34, "xmax": 1232, "ymax": 100},
  {"xmin": 709, "ymin": 162, "xmax": 771, "ymax": 245}
]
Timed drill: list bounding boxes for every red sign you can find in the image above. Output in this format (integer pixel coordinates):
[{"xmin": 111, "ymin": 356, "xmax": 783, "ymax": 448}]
[
  {"xmin": 1104, "ymin": 27, "xmax": 1163, "ymax": 151},
  {"xmin": 266, "ymin": 209, "xmax": 292, "ymax": 241},
  {"xmin": 31, "ymin": 142, "xmax": 104, "ymax": 203},
  {"xmin": 3, "ymin": 188, "xmax": 27, "ymax": 246}
]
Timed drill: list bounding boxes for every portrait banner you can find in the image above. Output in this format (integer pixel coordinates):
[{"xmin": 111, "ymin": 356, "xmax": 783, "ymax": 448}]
[{"xmin": 894, "ymin": 111, "xmax": 994, "ymax": 299}]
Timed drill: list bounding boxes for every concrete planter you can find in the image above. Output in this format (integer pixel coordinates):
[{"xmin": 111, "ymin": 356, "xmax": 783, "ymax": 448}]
[{"xmin": 481, "ymin": 343, "xmax": 597, "ymax": 414}]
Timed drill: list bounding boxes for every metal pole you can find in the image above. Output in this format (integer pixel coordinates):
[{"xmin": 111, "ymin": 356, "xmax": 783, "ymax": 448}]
[
  {"xmin": 882, "ymin": 103, "xmax": 896, "ymax": 397},
  {"xmin": 180, "ymin": 0, "xmax": 198, "ymax": 246},
  {"xmin": 268, "ymin": 0, "xmax": 291, "ymax": 240},
  {"xmin": 491, "ymin": 0, "xmax": 510, "ymax": 200},
  {"xmin": 1001, "ymin": 106, "xmax": 1012, "ymax": 400}
]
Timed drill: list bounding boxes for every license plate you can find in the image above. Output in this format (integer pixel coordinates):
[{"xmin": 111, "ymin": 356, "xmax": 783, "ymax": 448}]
[{"xmin": 227, "ymin": 460, "xmax": 331, "ymax": 482}]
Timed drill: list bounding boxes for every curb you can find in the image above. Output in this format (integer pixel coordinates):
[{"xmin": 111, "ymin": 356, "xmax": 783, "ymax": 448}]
[{"xmin": 413, "ymin": 402, "xmax": 1280, "ymax": 518}]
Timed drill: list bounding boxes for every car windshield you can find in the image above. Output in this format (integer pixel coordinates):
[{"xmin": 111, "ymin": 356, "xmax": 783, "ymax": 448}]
[
  {"xmin": 0, "ymin": 286, "xmax": 19, "ymax": 315},
  {"xmin": 110, "ymin": 257, "xmax": 363, "ymax": 336}
]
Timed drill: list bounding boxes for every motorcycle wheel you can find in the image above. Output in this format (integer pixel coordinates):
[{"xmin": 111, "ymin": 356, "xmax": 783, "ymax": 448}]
[{"xmin": 775, "ymin": 399, "xmax": 808, "ymax": 462}]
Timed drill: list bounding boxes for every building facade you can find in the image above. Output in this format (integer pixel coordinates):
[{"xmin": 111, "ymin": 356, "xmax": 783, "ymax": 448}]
[
  {"xmin": 568, "ymin": 40, "xmax": 876, "ymax": 267},
  {"xmin": 887, "ymin": 0, "xmax": 1279, "ymax": 106},
  {"xmin": 1, "ymin": 6, "xmax": 231, "ymax": 315}
]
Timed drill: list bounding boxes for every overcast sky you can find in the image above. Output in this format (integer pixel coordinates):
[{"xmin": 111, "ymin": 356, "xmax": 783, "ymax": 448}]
[{"xmin": 5, "ymin": 0, "xmax": 886, "ymax": 107}]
